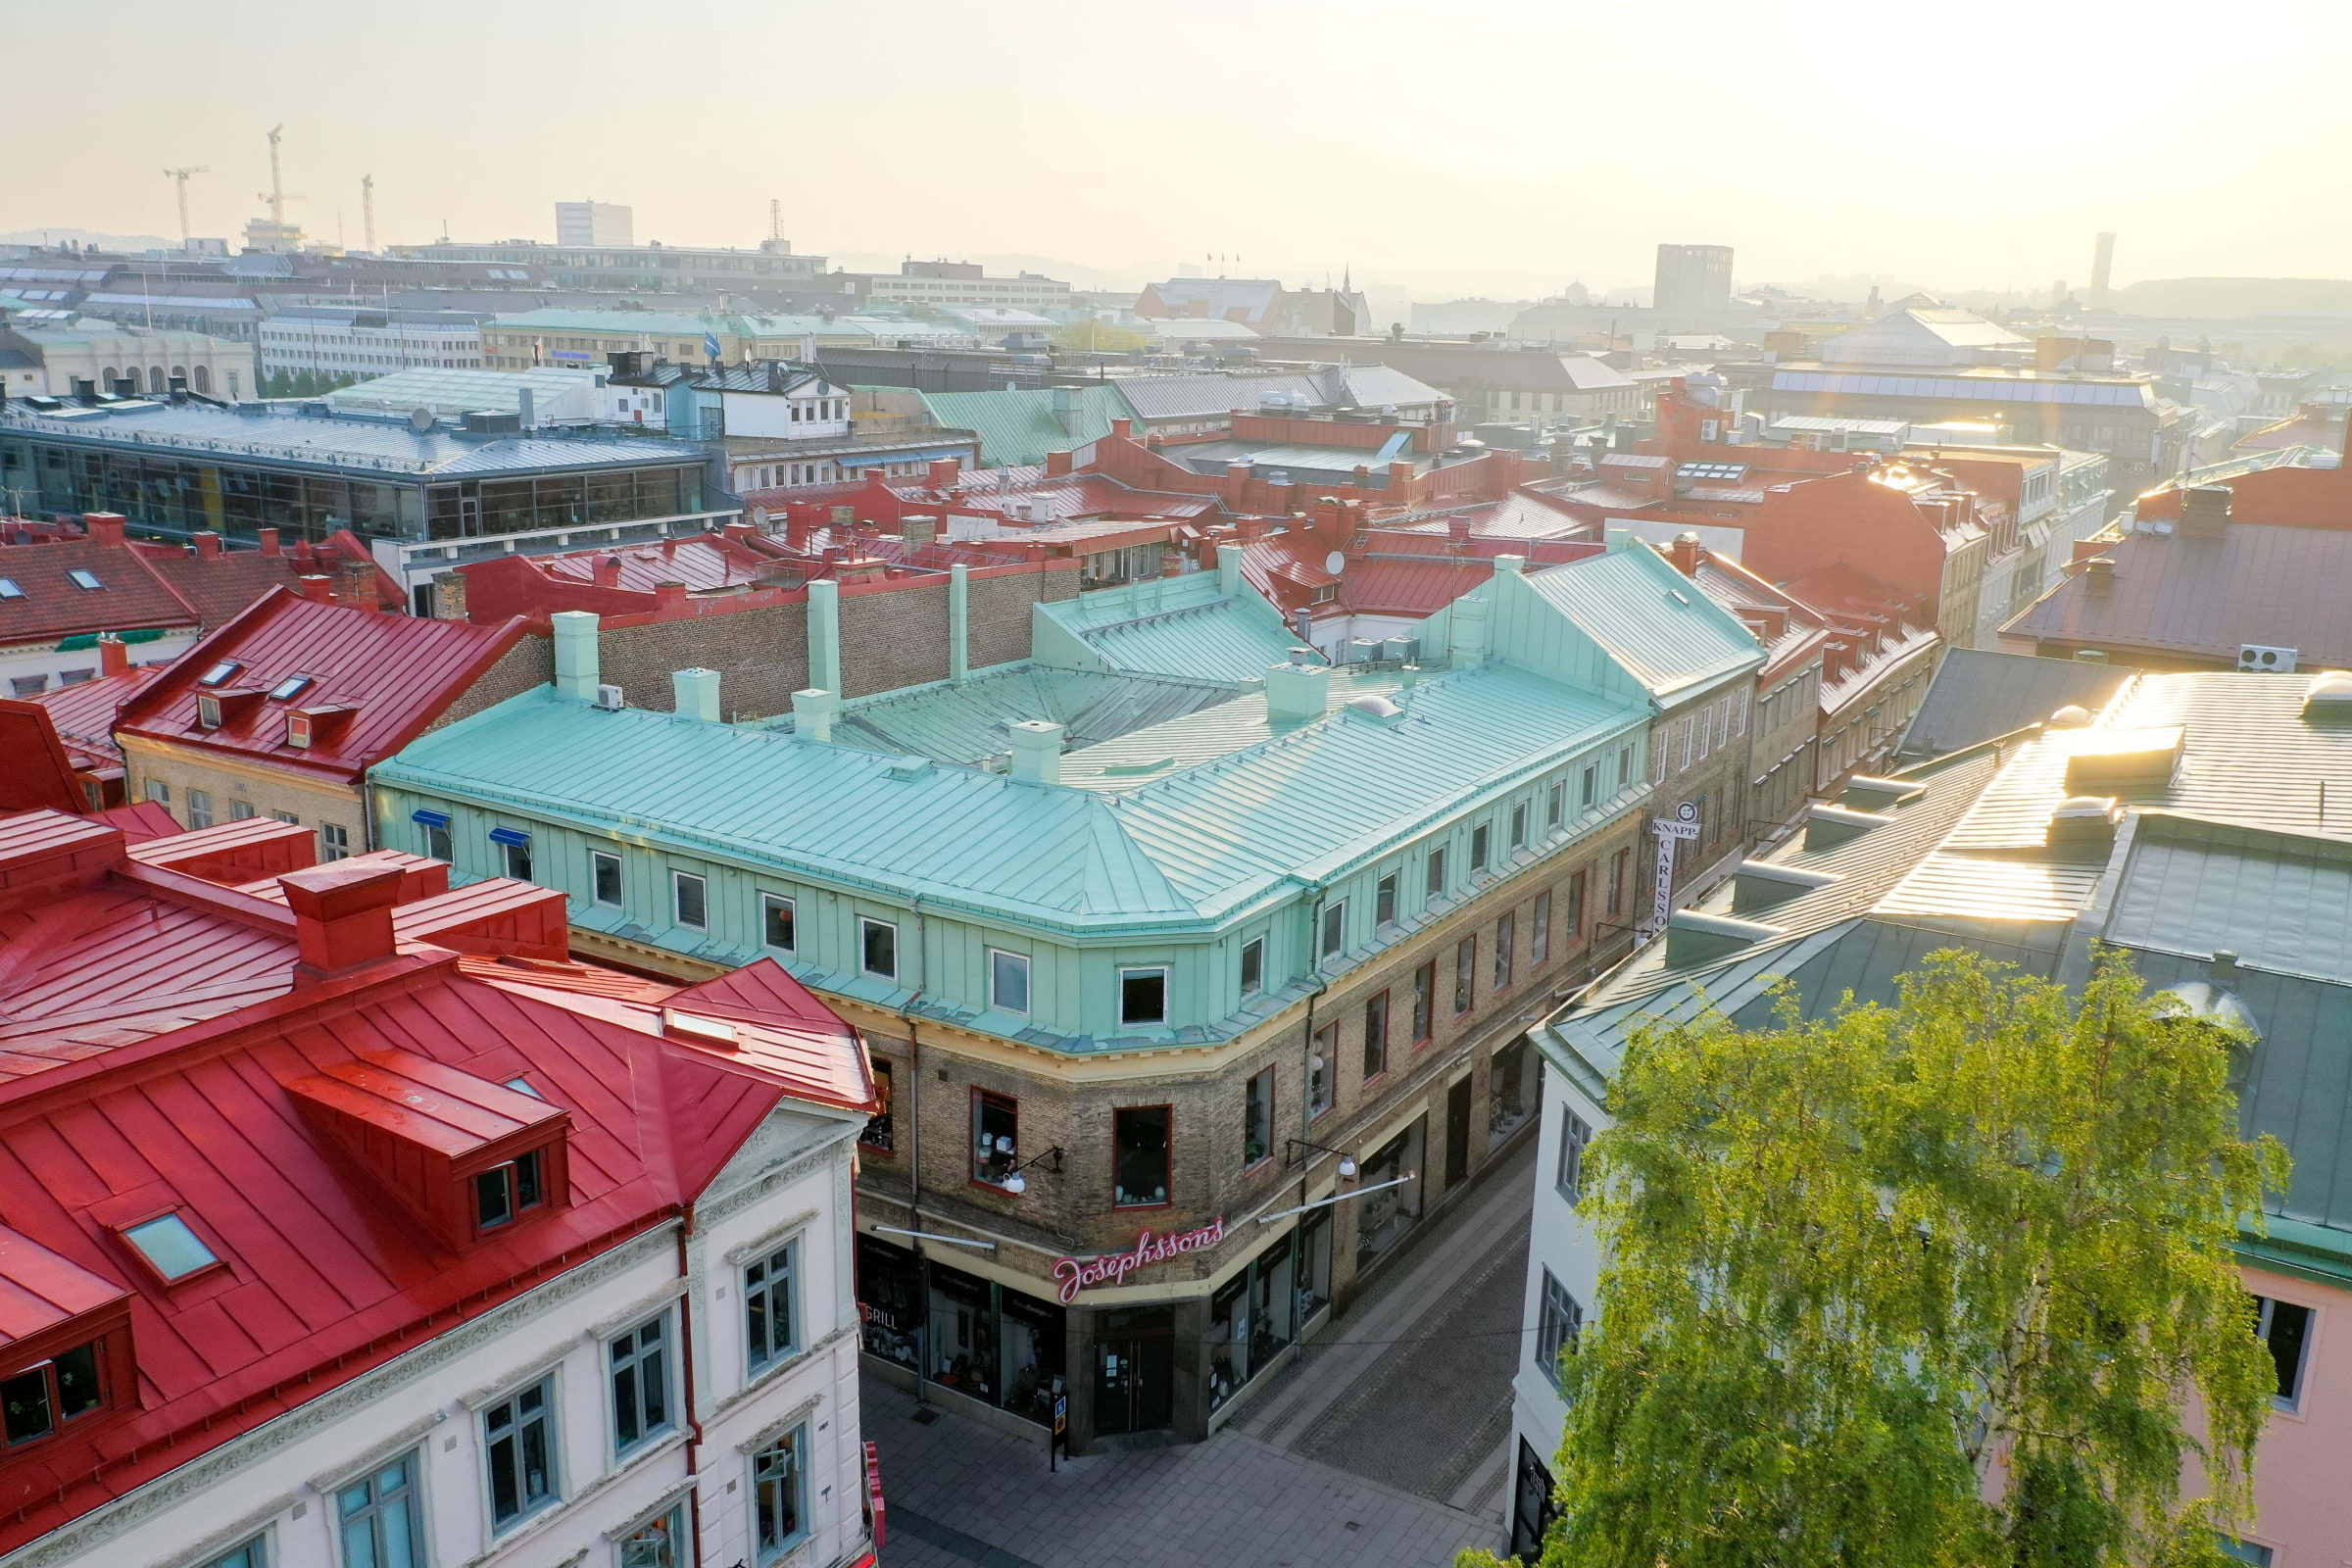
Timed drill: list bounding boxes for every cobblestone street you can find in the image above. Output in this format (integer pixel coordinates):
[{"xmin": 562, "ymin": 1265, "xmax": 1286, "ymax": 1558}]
[{"xmin": 871, "ymin": 1137, "xmax": 1537, "ymax": 1568}]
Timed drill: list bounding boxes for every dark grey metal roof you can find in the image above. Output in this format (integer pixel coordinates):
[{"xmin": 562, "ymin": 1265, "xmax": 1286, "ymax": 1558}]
[
  {"xmin": 2002, "ymin": 523, "xmax": 2352, "ymax": 668},
  {"xmin": 1896, "ymin": 648, "xmax": 2139, "ymax": 761}
]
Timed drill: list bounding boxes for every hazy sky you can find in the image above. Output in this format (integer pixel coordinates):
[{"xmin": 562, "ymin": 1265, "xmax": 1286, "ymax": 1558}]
[{"xmin": 6, "ymin": 0, "xmax": 2348, "ymax": 298}]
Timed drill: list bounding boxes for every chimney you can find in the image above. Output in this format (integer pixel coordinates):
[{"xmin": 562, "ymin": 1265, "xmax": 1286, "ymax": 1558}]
[
  {"xmin": 1387, "ymin": 460, "xmax": 1415, "ymax": 491},
  {"xmin": 1006, "ymin": 719, "xmax": 1064, "ymax": 785},
  {"xmin": 1051, "ymin": 384, "xmax": 1080, "ymax": 435},
  {"xmin": 2178, "ymin": 485, "xmax": 2230, "ymax": 540},
  {"xmin": 1264, "ymin": 652, "xmax": 1333, "ymax": 723},
  {"xmin": 297, "ymin": 573, "xmax": 333, "ymax": 603},
  {"xmin": 596, "ymin": 555, "xmax": 624, "ymax": 588},
  {"xmin": 1493, "ymin": 555, "xmax": 1525, "ymax": 576},
  {"xmin": 1111, "ymin": 417, "xmax": 1134, "ymax": 440},
  {"xmin": 258, "ymin": 527, "xmax": 281, "ymax": 557},
  {"xmin": 927, "ymin": 457, "xmax": 961, "ymax": 489},
  {"xmin": 949, "ymin": 564, "xmax": 970, "ymax": 684},
  {"xmin": 1045, "ymin": 448, "xmax": 1074, "ymax": 477},
  {"xmin": 517, "ymin": 387, "xmax": 535, "ymax": 429},
  {"xmin": 552, "ymin": 610, "xmax": 601, "ymax": 699},
  {"xmin": 98, "ymin": 634, "xmax": 128, "ymax": 678},
  {"xmin": 1217, "ymin": 542, "xmax": 1244, "ymax": 595},
  {"xmin": 338, "ymin": 558, "xmax": 377, "ymax": 608},
  {"xmin": 902, "ymin": 514, "xmax": 939, "ymax": 549},
  {"xmin": 193, "ymin": 530, "xmax": 222, "ymax": 561},
  {"xmin": 807, "ymin": 578, "xmax": 842, "ymax": 695},
  {"xmin": 279, "ymin": 860, "xmax": 407, "ymax": 980},
  {"xmin": 792, "ymin": 687, "xmax": 838, "ymax": 743},
  {"xmin": 1449, "ymin": 592, "xmax": 1492, "ymax": 663},
  {"xmin": 82, "ymin": 513, "xmax": 125, "ymax": 547},
  {"xmin": 1667, "ymin": 530, "xmax": 1704, "ymax": 577},
  {"xmin": 654, "ymin": 578, "xmax": 687, "ymax": 609},
  {"xmin": 671, "ymin": 667, "xmax": 722, "ymax": 721},
  {"xmin": 2082, "ymin": 557, "xmax": 2117, "ymax": 594},
  {"xmin": 722, "ymin": 521, "xmax": 760, "ymax": 542}
]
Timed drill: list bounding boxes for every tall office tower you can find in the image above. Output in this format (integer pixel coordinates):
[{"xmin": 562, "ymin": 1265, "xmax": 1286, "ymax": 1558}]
[
  {"xmin": 1653, "ymin": 243, "xmax": 1735, "ymax": 323},
  {"xmin": 2090, "ymin": 231, "xmax": 2116, "ymax": 299},
  {"xmin": 556, "ymin": 200, "xmax": 633, "ymax": 247}
]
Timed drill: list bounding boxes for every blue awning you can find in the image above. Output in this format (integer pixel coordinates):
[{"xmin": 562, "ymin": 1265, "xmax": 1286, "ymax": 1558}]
[
  {"xmin": 411, "ymin": 808, "xmax": 452, "ymax": 829},
  {"xmin": 488, "ymin": 826, "xmax": 531, "ymax": 847}
]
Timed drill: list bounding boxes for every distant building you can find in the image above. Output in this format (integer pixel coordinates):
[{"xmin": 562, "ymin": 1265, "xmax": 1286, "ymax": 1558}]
[
  {"xmin": 256, "ymin": 306, "xmax": 488, "ymax": 376},
  {"xmin": 555, "ymin": 199, "xmax": 633, "ymax": 247},
  {"xmin": 845, "ymin": 261, "xmax": 1072, "ymax": 315},
  {"xmin": 482, "ymin": 309, "xmax": 972, "ymax": 370},
  {"xmin": 1134, "ymin": 277, "xmax": 1372, "ymax": 337},
  {"xmin": 0, "ymin": 306, "xmax": 254, "ymax": 401},
  {"xmin": 1243, "ymin": 337, "xmax": 1641, "ymax": 426},
  {"xmin": 1652, "ymin": 243, "xmax": 1734, "ymax": 324},
  {"xmin": 394, "ymin": 238, "xmax": 828, "ymax": 293}
]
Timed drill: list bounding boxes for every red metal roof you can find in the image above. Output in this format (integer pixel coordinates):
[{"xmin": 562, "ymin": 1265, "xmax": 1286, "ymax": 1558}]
[
  {"xmin": 114, "ymin": 589, "xmax": 530, "ymax": 785},
  {"xmin": 0, "ymin": 808, "xmax": 871, "ymax": 1549},
  {"xmin": 26, "ymin": 664, "xmax": 158, "ymax": 768}
]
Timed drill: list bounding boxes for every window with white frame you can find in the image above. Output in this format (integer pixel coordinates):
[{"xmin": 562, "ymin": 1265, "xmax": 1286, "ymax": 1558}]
[
  {"xmin": 483, "ymin": 1376, "xmax": 558, "ymax": 1530},
  {"xmin": 672, "ymin": 870, "xmax": 707, "ymax": 930},
  {"xmin": 2251, "ymin": 1294, "xmax": 2313, "ymax": 1407},
  {"xmin": 1536, "ymin": 1270, "xmax": 1582, "ymax": 1386},
  {"xmin": 1374, "ymin": 872, "xmax": 1397, "ymax": 927},
  {"xmin": 616, "ymin": 1502, "xmax": 687, "ymax": 1567},
  {"xmin": 321, "ymin": 822, "xmax": 351, "ymax": 861},
  {"xmin": 745, "ymin": 1239, "xmax": 800, "ymax": 1372},
  {"xmin": 609, "ymin": 1311, "xmax": 673, "ymax": 1455},
  {"xmin": 1319, "ymin": 900, "xmax": 1347, "ymax": 961},
  {"xmin": 591, "ymin": 851, "xmax": 622, "ymax": 908},
  {"xmin": 761, "ymin": 893, "xmax": 796, "ymax": 952},
  {"xmin": 754, "ymin": 1429, "xmax": 808, "ymax": 1562},
  {"xmin": 861, "ymin": 917, "xmax": 898, "ymax": 980},
  {"xmin": 334, "ymin": 1451, "xmax": 420, "ymax": 1567},
  {"xmin": 201, "ymin": 1541, "xmax": 267, "ymax": 1568},
  {"xmin": 1119, "ymin": 965, "xmax": 1168, "ymax": 1026},
  {"xmin": 990, "ymin": 949, "xmax": 1031, "ymax": 1012},
  {"xmin": 1239, "ymin": 935, "xmax": 1264, "ymax": 996}
]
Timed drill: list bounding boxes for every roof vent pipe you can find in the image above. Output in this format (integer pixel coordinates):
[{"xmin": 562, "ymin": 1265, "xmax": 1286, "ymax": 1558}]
[
  {"xmin": 671, "ymin": 667, "xmax": 721, "ymax": 721},
  {"xmin": 1264, "ymin": 655, "xmax": 1333, "ymax": 723},
  {"xmin": 552, "ymin": 610, "xmax": 601, "ymax": 700},
  {"xmin": 1007, "ymin": 719, "xmax": 1064, "ymax": 786}
]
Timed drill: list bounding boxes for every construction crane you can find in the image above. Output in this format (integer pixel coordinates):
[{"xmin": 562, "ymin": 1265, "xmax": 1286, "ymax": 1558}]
[
  {"xmin": 162, "ymin": 166, "xmax": 209, "ymax": 245},
  {"xmin": 362, "ymin": 174, "xmax": 376, "ymax": 253},
  {"xmin": 257, "ymin": 123, "xmax": 304, "ymax": 224}
]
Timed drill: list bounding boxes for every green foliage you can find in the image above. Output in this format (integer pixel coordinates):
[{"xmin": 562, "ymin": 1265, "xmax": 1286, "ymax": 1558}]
[
  {"xmin": 1487, "ymin": 949, "xmax": 2286, "ymax": 1568},
  {"xmin": 1051, "ymin": 320, "xmax": 1150, "ymax": 355}
]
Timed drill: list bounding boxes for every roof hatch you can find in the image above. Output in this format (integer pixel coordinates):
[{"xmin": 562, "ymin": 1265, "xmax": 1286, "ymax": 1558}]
[
  {"xmin": 1664, "ymin": 909, "xmax": 1788, "ymax": 968},
  {"xmin": 1804, "ymin": 802, "xmax": 1892, "ymax": 850},
  {"xmin": 1730, "ymin": 858, "xmax": 1841, "ymax": 914},
  {"xmin": 2061, "ymin": 726, "xmax": 2183, "ymax": 794}
]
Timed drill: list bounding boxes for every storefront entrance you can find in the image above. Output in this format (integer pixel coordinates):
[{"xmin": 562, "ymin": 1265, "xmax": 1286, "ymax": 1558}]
[{"xmin": 1093, "ymin": 1306, "xmax": 1175, "ymax": 1436}]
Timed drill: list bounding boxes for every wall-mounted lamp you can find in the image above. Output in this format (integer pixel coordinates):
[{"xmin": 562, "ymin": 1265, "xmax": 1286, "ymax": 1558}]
[
  {"xmin": 1001, "ymin": 1145, "xmax": 1065, "ymax": 1197},
  {"xmin": 1284, "ymin": 1137, "xmax": 1357, "ymax": 1178}
]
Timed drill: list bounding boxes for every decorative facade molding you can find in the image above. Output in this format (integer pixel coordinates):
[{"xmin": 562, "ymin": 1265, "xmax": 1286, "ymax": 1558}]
[
  {"xmin": 0, "ymin": 1224, "xmax": 678, "ymax": 1568},
  {"xmin": 145, "ymin": 1492, "xmax": 294, "ymax": 1568},
  {"xmin": 722, "ymin": 1207, "xmax": 820, "ymax": 1267},
  {"xmin": 734, "ymin": 1391, "xmax": 825, "ymax": 1456},
  {"xmin": 709, "ymin": 1323, "xmax": 856, "ymax": 1425},
  {"xmin": 587, "ymin": 1277, "xmax": 692, "ymax": 1344},
  {"xmin": 699, "ymin": 1142, "xmax": 841, "ymax": 1229},
  {"xmin": 303, "ymin": 1409, "xmax": 445, "ymax": 1495},
  {"xmin": 603, "ymin": 1479, "xmax": 699, "ymax": 1543},
  {"xmin": 459, "ymin": 1430, "xmax": 686, "ymax": 1568},
  {"xmin": 459, "ymin": 1338, "xmax": 582, "ymax": 1412}
]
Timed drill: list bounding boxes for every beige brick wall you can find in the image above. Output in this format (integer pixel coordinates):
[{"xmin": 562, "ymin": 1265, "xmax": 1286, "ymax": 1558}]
[{"xmin": 120, "ymin": 736, "xmax": 366, "ymax": 858}]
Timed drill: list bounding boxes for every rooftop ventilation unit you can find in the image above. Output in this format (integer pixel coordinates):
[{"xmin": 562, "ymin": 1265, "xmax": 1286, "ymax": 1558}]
[
  {"xmin": 2239, "ymin": 643, "xmax": 2299, "ymax": 673},
  {"xmin": 2304, "ymin": 670, "xmax": 2352, "ymax": 722},
  {"xmin": 594, "ymin": 684, "xmax": 624, "ymax": 710},
  {"xmin": 1730, "ymin": 859, "xmax": 1841, "ymax": 914},
  {"xmin": 2047, "ymin": 794, "xmax": 2123, "ymax": 855}
]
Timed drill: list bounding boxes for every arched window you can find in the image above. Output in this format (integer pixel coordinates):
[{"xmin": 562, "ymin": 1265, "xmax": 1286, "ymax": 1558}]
[
  {"xmin": 149, "ymin": 367, "xmax": 167, "ymax": 393},
  {"xmin": 172, "ymin": 365, "xmax": 188, "ymax": 382},
  {"xmin": 102, "ymin": 366, "xmax": 120, "ymax": 386},
  {"xmin": 191, "ymin": 366, "xmax": 211, "ymax": 394}
]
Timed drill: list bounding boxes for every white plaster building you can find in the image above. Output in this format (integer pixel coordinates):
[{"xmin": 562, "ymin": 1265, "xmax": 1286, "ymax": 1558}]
[{"xmin": 257, "ymin": 308, "xmax": 487, "ymax": 376}]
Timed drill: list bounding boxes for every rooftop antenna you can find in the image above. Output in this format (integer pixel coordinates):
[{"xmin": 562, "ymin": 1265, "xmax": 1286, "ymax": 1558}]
[
  {"xmin": 362, "ymin": 174, "xmax": 376, "ymax": 253},
  {"xmin": 162, "ymin": 166, "xmax": 210, "ymax": 246},
  {"xmin": 769, "ymin": 198, "xmax": 781, "ymax": 241},
  {"xmin": 257, "ymin": 124, "xmax": 304, "ymax": 226}
]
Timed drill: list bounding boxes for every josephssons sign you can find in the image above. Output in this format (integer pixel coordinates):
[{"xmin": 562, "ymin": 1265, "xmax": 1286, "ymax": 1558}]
[{"xmin": 1050, "ymin": 1217, "xmax": 1227, "ymax": 1304}]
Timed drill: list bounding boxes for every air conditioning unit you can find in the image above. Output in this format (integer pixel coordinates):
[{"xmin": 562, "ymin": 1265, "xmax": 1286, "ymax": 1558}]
[
  {"xmin": 2238, "ymin": 644, "xmax": 2299, "ymax": 673},
  {"xmin": 594, "ymin": 683, "xmax": 625, "ymax": 710}
]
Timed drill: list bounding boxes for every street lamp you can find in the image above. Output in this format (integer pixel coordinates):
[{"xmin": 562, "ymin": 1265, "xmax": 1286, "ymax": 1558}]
[
  {"xmin": 1000, "ymin": 1145, "xmax": 1065, "ymax": 1197},
  {"xmin": 1283, "ymin": 1138, "xmax": 1357, "ymax": 1179}
]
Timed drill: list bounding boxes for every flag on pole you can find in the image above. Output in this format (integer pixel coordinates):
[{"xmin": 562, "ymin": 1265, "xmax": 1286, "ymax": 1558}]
[{"xmin": 704, "ymin": 331, "xmax": 723, "ymax": 363}]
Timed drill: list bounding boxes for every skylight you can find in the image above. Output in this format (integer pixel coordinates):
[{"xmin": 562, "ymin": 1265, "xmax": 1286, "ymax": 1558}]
[
  {"xmin": 67, "ymin": 568, "xmax": 103, "ymax": 591},
  {"xmin": 197, "ymin": 660, "xmax": 240, "ymax": 686},
  {"xmin": 1677, "ymin": 461, "xmax": 1748, "ymax": 481},
  {"xmin": 270, "ymin": 674, "xmax": 313, "ymax": 702},
  {"xmin": 0, "ymin": 578, "xmax": 22, "ymax": 599},
  {"xmin": 504, "ymin": 1076, "xmax": 546, "ymax": 1100},
  {"xmin": 121, "ymin": 1213, "xmax": 219, "ymax": 1281}
]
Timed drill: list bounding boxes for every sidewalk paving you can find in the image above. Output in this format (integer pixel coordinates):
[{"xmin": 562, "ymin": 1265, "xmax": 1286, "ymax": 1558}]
[{"xmin": 868, "ymin": 1376, "xmax": 1496, "ymax": 1568}]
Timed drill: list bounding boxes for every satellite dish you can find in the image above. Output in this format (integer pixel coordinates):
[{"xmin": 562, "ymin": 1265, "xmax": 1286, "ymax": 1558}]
[
  {"xmin": 1323, "ymin": 550, "xmax": 1346, "ymax": 575},
  {"xmin": 406, "ymin": 407, "xmax": 435, "ymax": 434}
]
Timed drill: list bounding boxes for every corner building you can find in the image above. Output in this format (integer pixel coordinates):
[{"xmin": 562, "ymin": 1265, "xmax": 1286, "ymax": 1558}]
[{"xmin": 373, "ymin": 535, "xmax": 1764, "ymax": 1449}]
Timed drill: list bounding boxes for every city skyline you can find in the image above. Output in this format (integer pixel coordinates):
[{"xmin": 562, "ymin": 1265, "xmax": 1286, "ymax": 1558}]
[{"xmin": 6, "ymin": 0, "xmax": 2349, "ymax": 298}]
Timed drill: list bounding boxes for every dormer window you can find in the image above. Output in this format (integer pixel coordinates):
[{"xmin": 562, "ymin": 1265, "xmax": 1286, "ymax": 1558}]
[
  {"xmin": 286, "ymin": 711, "xmax": 314, "ymax": 748},
  {"xmin": 0, "ymin": 1223, "xmax": 132, "ymax": 1451},
  {"xmin": 3, "ymin": 1341, "xmax": 107, "ymax": 1445},
  {"xmin": 473, "ymin": 1148, "xmax": 546, "ymax": 1231},
  {"xmin": 197, "ymin": 694, "xmax": 222, "ymax": 729}
]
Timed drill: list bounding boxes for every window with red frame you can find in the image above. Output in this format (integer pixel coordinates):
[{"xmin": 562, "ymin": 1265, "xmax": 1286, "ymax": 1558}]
[
  {"xmin": 1410, "ymin": 960, "xmax": 1435, "ymax": 1045},
  {"xmin": 1606, "ymin": 849, "xmax": 1629, "ymax": 917},
  {"xmin": 1494, "ymin": 911, "xmax": 1515, "ymax": 991},
  {"xmin": 1309, "ymin": 1023, "xmax": 1337, "ymax": 1118},
  {"xmin": 1, "ymin": 1338, "xmax": 109, "ymax": 1446},
  {"xmin": 474, "ymin": 1147, "xmax": 548, "ymax": 1232},
  {"xmin": 972, "ymin": 1090, "xmax": 1018, "ymax": 1186},
  {"xmin": 1362, "ymin": 990, "xmax": 1391, "ymax": 1082},
  {"xmin": 1113, "ymin": 1106, "xmax": 1172, "ymax": 1208},
  {"xmin": 1453, "ymin": 936, "xmax": 1476, "ymax": 1015},
  {"xmin": 1566, "ymin": 870, "xmax": 1588, "ymax": 944},
  {"xmin": 1243, "ymin": 1066, "xmax": 1275, "ymax": 1170}
]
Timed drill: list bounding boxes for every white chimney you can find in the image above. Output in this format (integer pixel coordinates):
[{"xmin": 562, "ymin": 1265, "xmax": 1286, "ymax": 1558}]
[
  {"xmin": 793, "ymin": 687, "xmax": 839, "ymax": 743},
  {"xmin": 553, "ymin": 611, "xmax": 601, "ymax": 700},
  {"xmin": 672, "ymin": 666, "xmax": 721, "ymax": 721},
  {"xmin": 1264, "ymin": 651, "xmax": 1333, "ymax": 723},
  {"xmin": 1007, "ymin": 719, "xmax": 1064, "ymax": 785}
]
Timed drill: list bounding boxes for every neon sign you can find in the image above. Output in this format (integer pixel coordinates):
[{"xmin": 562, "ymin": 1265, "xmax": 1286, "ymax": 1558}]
[{"xmin": 1050, "ymin": 1217, "xmax": 1227, "ymax": 1303}]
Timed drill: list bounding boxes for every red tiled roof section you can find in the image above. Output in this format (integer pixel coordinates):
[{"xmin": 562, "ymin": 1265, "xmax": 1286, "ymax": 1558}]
[
  {"xmin": 0, "ymin": 539, "xmax": 197, "ymax": 646},
  {"xmin": 115, "ymin": 589, "xmax": 530, "ymax": 785}
]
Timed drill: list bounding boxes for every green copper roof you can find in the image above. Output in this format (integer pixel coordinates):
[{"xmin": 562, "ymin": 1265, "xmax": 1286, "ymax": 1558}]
[
  {"xmin": 1035, "ymin": 572, "xmax": 1304, "ymax": 682},
  {"xmin": 915, "ymin": 386, "xmax": 1126, "ymax": 468},
  {"xmin": 760, "ymin": 663, "xmax": 1236, "ymax": 767},
  {"xmin": 1516, "ymin": 542, "xmax": 1764, "ymax": 701}
]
